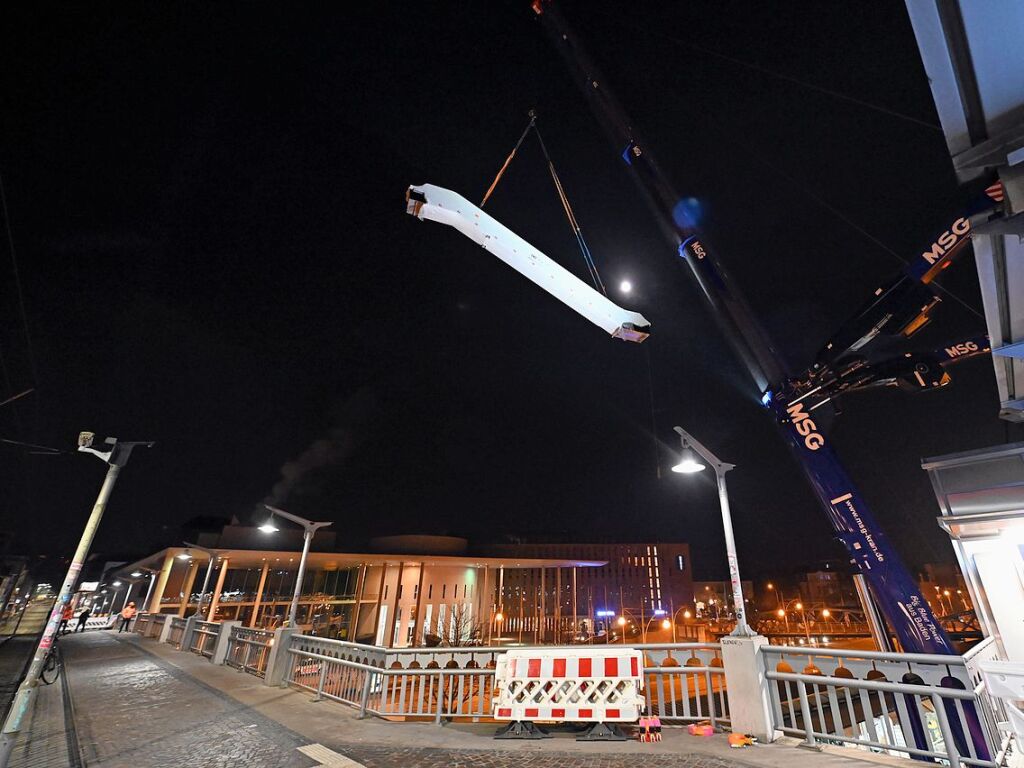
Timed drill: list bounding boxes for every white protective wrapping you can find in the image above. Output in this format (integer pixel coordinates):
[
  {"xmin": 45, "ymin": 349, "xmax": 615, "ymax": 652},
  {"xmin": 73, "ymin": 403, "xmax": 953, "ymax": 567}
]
[{"xmin": 406, "ymin": 184, "xmax": 650, "ymax": 342}]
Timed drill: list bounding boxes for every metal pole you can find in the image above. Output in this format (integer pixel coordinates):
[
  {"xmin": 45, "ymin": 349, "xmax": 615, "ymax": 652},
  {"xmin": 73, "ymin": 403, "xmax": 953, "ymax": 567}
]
[
  {"xmin": 0, "ymin": 462, "xmax": 122, "ymax": 767},
  {"xmin": 120, "ymin": 583, "xmax": 134, "ymax": 613},
  {"xmin": 288, "ymin": 528, "xmax": 313, "ymax": 628},
  {"xmin": 142, "ymin": 573, "xmax": 156, "ymax": 614},
  {"xmin": 571, "ymin": 567, "xmax": 577, "ymax": 641},
  {"xmin": 716, "ymin": 469, "xmax": 755, "ymax": 637},
  {"xmin": 195, "ymin": 556, "xmax": 216, "ymax": 618}
]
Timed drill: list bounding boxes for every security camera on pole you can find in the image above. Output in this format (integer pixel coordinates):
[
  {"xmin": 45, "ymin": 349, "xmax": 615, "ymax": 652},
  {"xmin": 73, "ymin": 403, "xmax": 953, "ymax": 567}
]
[{"xmin": 0, "ymin": 433, "xmax": 153, "ymax": 767}]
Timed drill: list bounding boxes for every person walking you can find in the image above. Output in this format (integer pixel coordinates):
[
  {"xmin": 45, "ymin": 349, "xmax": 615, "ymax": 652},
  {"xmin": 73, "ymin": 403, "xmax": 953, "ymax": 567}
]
[
  {"xmin": 75, "ymin": 607, "xmax": 91, "ymax": 632},
  {"xmin": 118, "ymin": 601, "xmax": 137, "ymax": 633},
  {"xmin": 57, "ymin": 604, "xmax": 74, "ymax": 634}
]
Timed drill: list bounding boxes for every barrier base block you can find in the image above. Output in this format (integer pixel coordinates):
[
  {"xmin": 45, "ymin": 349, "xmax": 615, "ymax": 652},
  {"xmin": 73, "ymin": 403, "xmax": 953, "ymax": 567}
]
[
  {"xmin": 577, "ymin": 722, "xmax": 628, "ymax": 741},
  {"xmin": 494, "ymin": 721, "xmax": 551, "ymax": 740}
]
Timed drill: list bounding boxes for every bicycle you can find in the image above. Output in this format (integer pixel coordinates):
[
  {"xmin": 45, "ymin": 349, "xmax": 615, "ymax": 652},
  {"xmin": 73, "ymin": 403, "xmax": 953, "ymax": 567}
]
[{"xmin": 40, "ymin": 635, "xmax": 62, "ymax": 685}]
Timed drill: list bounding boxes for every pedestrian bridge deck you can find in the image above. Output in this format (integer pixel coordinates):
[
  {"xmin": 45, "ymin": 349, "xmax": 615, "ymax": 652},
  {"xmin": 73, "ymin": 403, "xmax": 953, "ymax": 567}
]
[{"xmin": 9, "ymin": 631, "xmax": 909, "ymax": 768}]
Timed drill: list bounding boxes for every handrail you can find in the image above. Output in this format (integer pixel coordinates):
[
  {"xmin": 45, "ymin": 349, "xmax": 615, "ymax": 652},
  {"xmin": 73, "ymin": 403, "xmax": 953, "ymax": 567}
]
[
  {"xmin": 962, "ymin": 636, "xmax": 996, "ymax": 662},
  {"xmin": 762, "ymin": 644, "xmax": 969, "ymax": 666},
  {"xmin": 767, "ymin": 669, "xmax": 978, "ymax": 699}
]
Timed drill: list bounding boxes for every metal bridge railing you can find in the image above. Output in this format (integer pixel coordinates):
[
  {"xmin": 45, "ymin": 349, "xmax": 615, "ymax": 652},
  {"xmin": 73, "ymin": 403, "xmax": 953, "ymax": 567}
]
[
  {"xmin": 762, "ymin": 644, "xmax": 1009, "ymax": 768},
  {"xmin": 283, "ymin": 636, "xmax": 727, "ymax": 724},
  {"xmin": 634, "ymin": 643, "xmax": 728, "ymax": 726},
  {"xmin": 190, "ymin": 620, "xmax": 220, "ymax": 658},
  {"xmin": 145, "ymin": 613, "xmax": 169, "ymax": 638},
  {"xmin": 225, "ymin": 626, "xmax": 274, "ymax": 678},
  {"xmin": 133, "ymin": 613, "xmax": 151, "ymax": 636},
  {"xmin": 167, "ymin": 617, "xmax": 188, "ymax": 649}
]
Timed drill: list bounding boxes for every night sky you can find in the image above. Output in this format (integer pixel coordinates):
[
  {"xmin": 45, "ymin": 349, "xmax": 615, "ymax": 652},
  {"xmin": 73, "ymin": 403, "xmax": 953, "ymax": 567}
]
[{"xmin": 1, "ymin": 2, "xmax": 1018, "ymax": 580}]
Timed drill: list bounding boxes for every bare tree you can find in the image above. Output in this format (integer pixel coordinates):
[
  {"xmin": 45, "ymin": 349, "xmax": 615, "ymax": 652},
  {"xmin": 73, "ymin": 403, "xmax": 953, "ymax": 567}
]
[{"xmin": 437, "ymin": 603, "xmax": 482, "ymax": 647}]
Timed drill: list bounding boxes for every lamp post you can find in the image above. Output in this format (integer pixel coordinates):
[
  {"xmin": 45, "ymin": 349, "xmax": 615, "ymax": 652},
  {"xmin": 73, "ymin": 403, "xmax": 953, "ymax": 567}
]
[
  {"xmin": 181, "ymin": 542, "xmax": 224, "ymax": 620},
  {"xmin": 132, "ymin": 569, "xmax": 158, "ymax": 614},
  {"xmin": 0, "ymin": 432, "xmax": 153, "ymax": 768},
  {"xmin": 671, "ymin": 426, "xmax": 755, "ymax": 637},
  {"xmin": 260, "ymin": 505, "xmax": 332, "ymax": 628},
  {"xmin": 778, "ymin": 599, "xmax": 813, "ymax": 644}
]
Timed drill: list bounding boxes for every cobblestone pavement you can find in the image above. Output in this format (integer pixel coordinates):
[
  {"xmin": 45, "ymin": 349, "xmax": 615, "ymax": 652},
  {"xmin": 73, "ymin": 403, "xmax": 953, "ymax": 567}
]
[
  {"xmin": 0, "ymin": 636, "xmax": 37, "ymax": 721},
  {"xmin": 57, "ymin": 634, "xmax": 767, "ymax": 768},
  {"xmin": 332, "ymin": 745, "xmax": 755, "ymax": 768},
  {"xmin": 61, "ymin": 633, "xmax": 315, "ymax": 768}
]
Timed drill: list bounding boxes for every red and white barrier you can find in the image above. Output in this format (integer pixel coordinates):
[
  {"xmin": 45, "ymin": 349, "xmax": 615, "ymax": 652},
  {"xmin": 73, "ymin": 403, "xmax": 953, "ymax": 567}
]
[{"xmin": 492, "ymin": 648, "xmax": 645, "ymax": 723}]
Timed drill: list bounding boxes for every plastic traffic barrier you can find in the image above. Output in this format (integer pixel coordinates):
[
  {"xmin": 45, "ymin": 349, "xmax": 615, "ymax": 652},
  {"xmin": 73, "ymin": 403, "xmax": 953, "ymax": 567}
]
[{"xmin": 492, "ymin": 647, "xmax": 645, "ymax": 731}]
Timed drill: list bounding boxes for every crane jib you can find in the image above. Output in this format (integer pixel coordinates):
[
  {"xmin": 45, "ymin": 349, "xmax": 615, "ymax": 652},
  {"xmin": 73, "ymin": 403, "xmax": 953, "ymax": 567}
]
[{"xmin": 534, "ymin": 0, "xmax": 957, "ymax": 655}]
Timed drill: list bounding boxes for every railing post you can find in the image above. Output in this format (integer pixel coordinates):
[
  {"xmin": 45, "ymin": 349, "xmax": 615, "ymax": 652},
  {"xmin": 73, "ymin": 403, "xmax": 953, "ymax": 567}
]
[
  {"xmin": 931, "ymin": 693, "xmax": 961, "ymax": 768},
  {"xmin": 212, "ymin": 620, "xmax": 240, "ymax": 665},
  {"xmin": 158, "ymin": 615, "xmax": 173, "ymax": 644},
  {"xmin": 720, "ymin": 634, "xmax": 777, "ymax": 742},
  {"xmin": 796, "ymin": 676, "xmax": 818, "ymax": 749},
  {"xmin": 313, "ymin": 662, "xmax": 327, "ymax": 702},
  {"xmin": 182, "ymin": 615, "xmax": 198, "ymax": 651},
  {"xmin": 434, "ymin": 671, "xmax": 444, "ymax": 725},
  {"xmin": 239, "ymin": 637, "xmax": 252, "ymax": 672},
  {"xmin": 263, "ymin": 627, "xmax": 298, "ymax": 687},
  {"xmin": 704, "ymin": 669, "xmax": 717, "ymax": 729},
  {"xmin": 357, "ymin": 669, "xmax": 373, "ymax": 719}
]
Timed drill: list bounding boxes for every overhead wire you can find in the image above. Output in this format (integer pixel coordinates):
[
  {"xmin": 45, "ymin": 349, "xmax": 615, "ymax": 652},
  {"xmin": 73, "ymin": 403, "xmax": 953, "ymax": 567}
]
[
  {"xmin": 588, "ymin": 11, "xmax": 943, "ymax": 132},
  {"xmin": 1, "ymin": 437, "xmax": 64, "ymax": 455},
  {"xmin": 0, "ymin": 172, "xmax": 39, "ymax": 387},
  {"xmin": 579, "ymin": 15, "xmax": 984, "ymax": 320}
]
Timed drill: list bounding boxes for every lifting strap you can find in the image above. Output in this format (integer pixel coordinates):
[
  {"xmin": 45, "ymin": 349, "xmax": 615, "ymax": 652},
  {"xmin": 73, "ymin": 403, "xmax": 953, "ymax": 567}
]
[
  {"xmin": 479, "ymin": 110, "xmax": 606, "ymax": 294},
  {"xmin": 534, "ymin": 124, "xmax": 606, "ymax": 295},
  {"xmin": 480, "ymin": 111, "xmax": 537, "ymax": 209}
]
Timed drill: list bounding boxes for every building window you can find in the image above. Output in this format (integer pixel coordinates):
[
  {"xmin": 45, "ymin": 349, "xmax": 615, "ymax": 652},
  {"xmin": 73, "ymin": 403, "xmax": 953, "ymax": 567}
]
[
  {"xmin": 677, "ymin": 555, "xmax": 686, "ymax": 572},
  {"xmin": 442, "ymin": 584, "xmax": 446, "ymax": 599},
  {"xmin": 428, "ymin": 584, "xmax": 433, "ymax": 599}
]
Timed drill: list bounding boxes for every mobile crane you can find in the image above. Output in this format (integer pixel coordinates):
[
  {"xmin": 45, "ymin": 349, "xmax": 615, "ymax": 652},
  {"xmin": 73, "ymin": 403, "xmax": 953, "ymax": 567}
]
[{"xmin": 406, "ymin": 2, "xmax": 1007, "ymax": 661}]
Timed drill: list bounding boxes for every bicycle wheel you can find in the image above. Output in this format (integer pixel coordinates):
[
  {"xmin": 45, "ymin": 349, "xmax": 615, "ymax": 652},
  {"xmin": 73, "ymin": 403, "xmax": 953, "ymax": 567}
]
[{"xmin": 40, "ymin": 647, "xmax": 60, "ymax": 685}]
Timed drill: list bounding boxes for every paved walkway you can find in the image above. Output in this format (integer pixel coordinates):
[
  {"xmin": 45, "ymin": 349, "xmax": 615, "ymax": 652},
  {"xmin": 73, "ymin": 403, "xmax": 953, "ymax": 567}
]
[{"xmin": 11, "ymin": 632, "xmax": 913, "ymax": 768}]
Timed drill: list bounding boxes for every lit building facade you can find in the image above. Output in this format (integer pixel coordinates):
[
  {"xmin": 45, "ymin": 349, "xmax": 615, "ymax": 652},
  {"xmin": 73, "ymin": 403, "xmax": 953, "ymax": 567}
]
[
  {"xmin": 117, "ymin": 546, "xmax": 605, "ymax": 647},
  {"xmin": 484, "ymin": 542, "xmax": 694, "ymax": 640}
]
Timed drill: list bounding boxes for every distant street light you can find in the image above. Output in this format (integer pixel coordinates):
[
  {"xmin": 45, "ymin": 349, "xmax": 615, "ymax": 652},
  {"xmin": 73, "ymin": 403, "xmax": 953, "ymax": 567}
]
[
  {"xmin": 261, "ymin": 505, "xmax": 332, "ymax": 628},
  {"xmin": 183, "ymin": 542, "xmax": 224, "ymax": 620},
  {"xmin": 0, "ymin": 432, "xmax": 153, "ymax": 768},
  {"xmin": 671, "ymin": 426, "xmax": 754, "ymax": 637}
]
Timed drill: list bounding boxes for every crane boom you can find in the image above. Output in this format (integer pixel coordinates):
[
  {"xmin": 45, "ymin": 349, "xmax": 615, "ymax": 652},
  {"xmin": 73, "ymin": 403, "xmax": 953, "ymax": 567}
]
[{"xmin": 531, "ymin": 0, "xmax": 980, "ymax": 655}]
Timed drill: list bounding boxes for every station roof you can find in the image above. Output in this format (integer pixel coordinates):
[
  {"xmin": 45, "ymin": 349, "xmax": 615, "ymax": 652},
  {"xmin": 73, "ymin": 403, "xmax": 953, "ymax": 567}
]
[{"xmin": 114, "ymin": 546, "xmax": 607, "ymax": 577}]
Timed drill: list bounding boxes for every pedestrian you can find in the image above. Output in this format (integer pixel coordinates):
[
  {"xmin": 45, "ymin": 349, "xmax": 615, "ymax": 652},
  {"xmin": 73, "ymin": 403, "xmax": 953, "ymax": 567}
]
[
  {"xmin": 57, "ymin": 604, "xmax": 74, "ymax": 634},
  {"xmin": 75, "ymin": 607, "xmax": 91, "ymax": 632},
  {"xmin": 118, "ymin": 601, "xmax": 137, "ymax": 633}
]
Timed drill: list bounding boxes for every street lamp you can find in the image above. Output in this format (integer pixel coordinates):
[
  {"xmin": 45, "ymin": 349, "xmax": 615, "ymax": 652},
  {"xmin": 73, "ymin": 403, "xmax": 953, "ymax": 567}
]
[
  {"xmin": 671, "ymin": 426, "xmax": 755, "ymax": 637},
  {"xmin": 0, "ymin": 432, "xmax": 153, "ymax": 768},
  {"xmin": 261, "ymin": 505, "xmax": 332, "ymax": 628},
  {"xmin": 130, "ymin": 568, "xmax": 158, "ymax": 613},
  {"xmin": 183, "ymin": 542, "xmax": 225, "ymax": 620}
]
